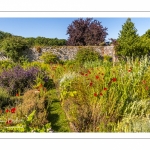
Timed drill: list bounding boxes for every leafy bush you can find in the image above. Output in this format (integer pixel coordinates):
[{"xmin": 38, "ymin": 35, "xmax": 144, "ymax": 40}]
[
  {"xmin": 0, "ymin": 60, "xmax": 16, "ymax": 72},
  {"xmin": 75, "ymin": 47, "xmax": 101, "ymax": 65},
  {"xmin": 40, "ymin": 52, "xmax": 60, "ymax": 64},
  {"xmin": 0, "ymin": 37, "xmax": 29, "ymax": 62}
]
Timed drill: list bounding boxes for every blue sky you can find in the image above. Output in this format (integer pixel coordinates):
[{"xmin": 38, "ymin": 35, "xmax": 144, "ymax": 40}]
[{"xmin": 0, "ymin": 18, "xmax": 150, "ymax": 41}]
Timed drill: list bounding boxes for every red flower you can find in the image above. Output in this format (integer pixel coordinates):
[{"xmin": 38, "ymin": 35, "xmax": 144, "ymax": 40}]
[
  {"xmin": 16, "ymin": 93, "xmax": 19, "ymax": 97},
  {"xmin": 95, "ymin": 75, "xmax": 99, "ymax": 79},
  {"xmin": 112, "ymin": 78, "xmax": 117, "ymax": 82},
  {"xmin": 104, "ymin": 87, "xmax": 107, "ymax": 91},
  {"xmin": 100, "ymin": 93, "xmax": 103, "ymax": 96},
  {"xmin": 94, "ymin": 93, "xmax": 98, "ymax": 97},
  {"xmin": 11, "ymin": 107, "xmax": 16, "ymax": 113},
  {"xmin": 89, "ymin": 82, "xmax": 93, "ymax": 86},
  {"xmin": 85, "ymin": 73, "xmax": 88, "ymax": 76},
  {"xmin": 9, "ymin": 120, "xmax": 12, "ymax": 123},
  {"xmin": 6, "ymin": 120, "xmax": 12, "ymax": 124},
  {"xmin": 128, "ymin": 69, "xmax": 131, "ymax": 72},
  {"xmin": 6, "ymin": 109, "xmax": 9, "ymax": 113}
]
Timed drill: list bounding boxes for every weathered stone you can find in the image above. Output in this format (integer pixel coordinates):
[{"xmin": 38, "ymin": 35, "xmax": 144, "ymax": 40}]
[{"xmin": 0, "ymin": 46, "xmax": 118, "ymax": 62}]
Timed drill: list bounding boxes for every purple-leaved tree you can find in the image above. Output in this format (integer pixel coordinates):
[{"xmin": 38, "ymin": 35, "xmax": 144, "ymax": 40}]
[{"xmin": 66, "ymin": 18, "xmax": 108, "ymax": 46}]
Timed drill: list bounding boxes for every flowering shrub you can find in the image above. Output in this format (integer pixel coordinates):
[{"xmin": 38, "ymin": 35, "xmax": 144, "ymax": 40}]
[
  {"xmin": 0, "ymin": 65, "xmax": 54, "ymax": 95},
  {"xmin": 0, "ymin": 65, "xmax": 39, "ymax": 95}
]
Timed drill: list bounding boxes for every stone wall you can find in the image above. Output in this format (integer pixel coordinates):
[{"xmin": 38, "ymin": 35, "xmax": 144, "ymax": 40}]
[
  {"xmin": 25, "ymin": 46, "xmax": 116, "ymax": 61},
  {"xmin": 0, "ymin": 46, "xmax": 117, "ymax": 62}
]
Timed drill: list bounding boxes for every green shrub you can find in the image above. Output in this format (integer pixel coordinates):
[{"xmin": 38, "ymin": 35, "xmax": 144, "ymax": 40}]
[
  {"xmin": 75, "ymin": 47, "xmax": 101, "ymax": 65},
  {"xmin": 0, "ymin": 37, "xmax": 28, "ymax": 62},
  {"xmin": 0, "ymin": 60, "xmax": 16, "ymax": 72},
  {"xmin": 40, "ymin": 52, "xmax": 60, "ymax": 64}
]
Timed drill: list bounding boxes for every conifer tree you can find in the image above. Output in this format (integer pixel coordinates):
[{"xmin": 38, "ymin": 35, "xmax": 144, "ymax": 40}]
[{"xmin": 115, "ymin": 18, "xmax": 141, "ymax": 57}]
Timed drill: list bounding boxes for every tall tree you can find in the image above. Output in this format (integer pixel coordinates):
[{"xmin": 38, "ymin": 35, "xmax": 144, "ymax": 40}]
[
  {"xmin": 66, "ymin": 18, "xmax": 108, "ymax": 46},
  {"xmin": 115, "ymin": 18, "xmax": 141, "ymax": 57}
]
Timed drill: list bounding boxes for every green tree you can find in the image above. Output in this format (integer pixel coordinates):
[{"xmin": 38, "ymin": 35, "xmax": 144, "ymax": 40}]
[{"xmin": 115, "ymin": 18, "xmax": 142, "ymax": 58}]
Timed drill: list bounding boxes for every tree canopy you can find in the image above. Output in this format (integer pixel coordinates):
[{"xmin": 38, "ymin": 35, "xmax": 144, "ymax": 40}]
[{"xmin": 66, "ymin": 18, "xmax": 108, "ymax": 46}]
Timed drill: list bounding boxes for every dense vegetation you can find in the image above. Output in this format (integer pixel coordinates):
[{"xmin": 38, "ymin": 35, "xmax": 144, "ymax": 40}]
[{"xmin": 0, "ymin": 18, "xmax": 150, "ymax": 132}]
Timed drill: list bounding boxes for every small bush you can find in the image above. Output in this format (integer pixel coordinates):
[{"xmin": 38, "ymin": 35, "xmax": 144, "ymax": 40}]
[
  {"xmin": 75, "ymin": 47, "xmax": 101, "ymax": 65},
  {"xmin": 40, "ymin": 52, "xmax": 60, "ymax": 64}
]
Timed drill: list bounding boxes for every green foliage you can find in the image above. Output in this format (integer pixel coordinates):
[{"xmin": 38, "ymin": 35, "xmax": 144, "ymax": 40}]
[
  {"xmin": 40, "ymin": 52, "xmax": 60, "ymax": 64},
  {"xmin": 75, "ymin": 47, "xmax": 101, "ymax": 65},
  {"xmin": 115, "ymin": 18, "xmax": 144, "ymax": 58},
  {"xmin": 25, "ymin": 36, "xmax": 66, "ymax": 47},
  {"xmin": 0, "ymin": 87, "xmax": 10, "ymax": 109},
  {"xmin": 0, "ymin": 60, "xmax": 16, "ymax": 72},
  {"xmin": 0, "ymin": 30, "xmax": 12, "ymax": 41},
  {"xmin": 0, "ymin": 37, "xmax": 28, "ymax": 62}
]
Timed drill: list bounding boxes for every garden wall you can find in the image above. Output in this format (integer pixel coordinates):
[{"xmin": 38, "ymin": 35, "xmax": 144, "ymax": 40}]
[
  {"xmin": 0, "ymin": 46, "xmax": 118, "ymax": 62},
  {"xmin": 25, "ymin": 46, "xmax": 117, "ymax": 61}
]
